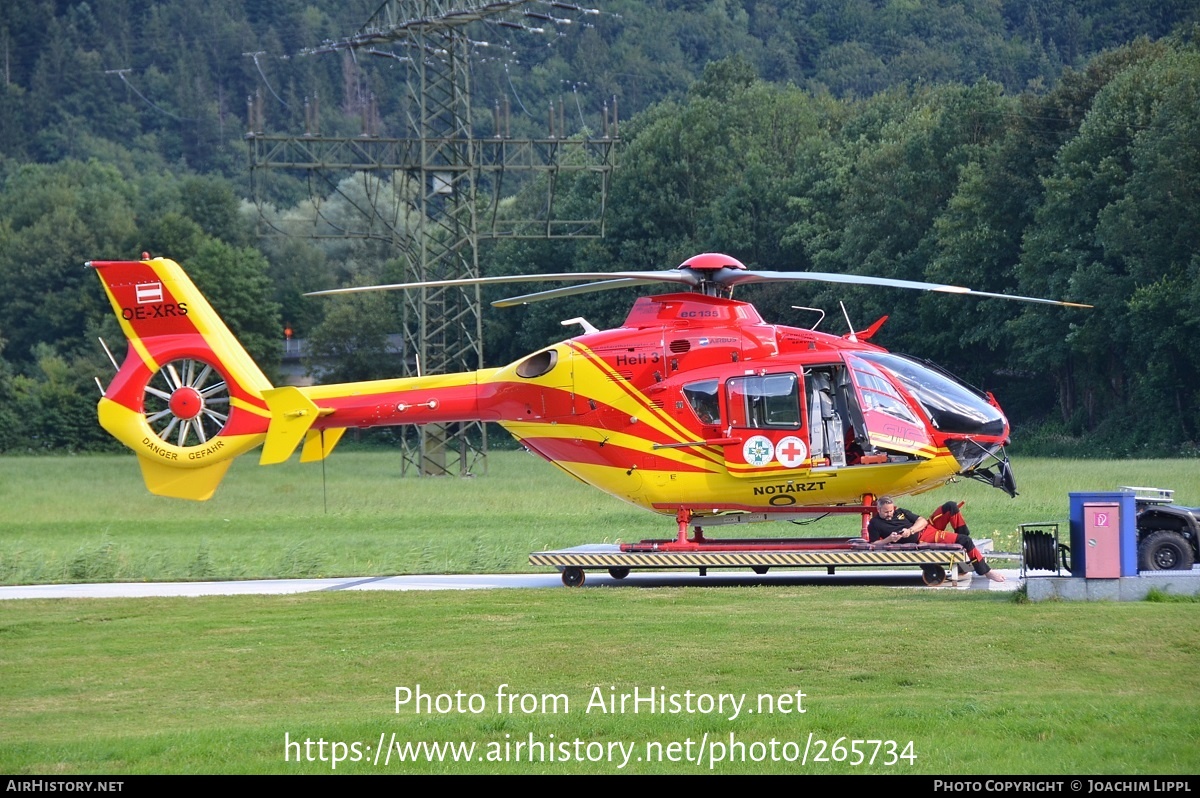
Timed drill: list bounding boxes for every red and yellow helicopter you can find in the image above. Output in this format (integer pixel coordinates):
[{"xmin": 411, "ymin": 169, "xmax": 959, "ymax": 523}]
[{"xmin": 89, "ymin": 253, "xmax": 1087, "ymax": 552}]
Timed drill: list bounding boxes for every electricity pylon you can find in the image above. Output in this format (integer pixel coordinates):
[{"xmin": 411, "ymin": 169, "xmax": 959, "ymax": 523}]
[{"xmin": 247, "ymin": 0, "xmax": 617, "ymax": 476}]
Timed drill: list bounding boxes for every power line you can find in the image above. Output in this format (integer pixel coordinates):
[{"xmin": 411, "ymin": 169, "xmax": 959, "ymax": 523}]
[
  {"xmin": 106, "ymin": 68, "xmax": 195, "ymax": 121},
  {"xmin": 245, "ymin": 51, "xmax": 289, "ymax": 108}
]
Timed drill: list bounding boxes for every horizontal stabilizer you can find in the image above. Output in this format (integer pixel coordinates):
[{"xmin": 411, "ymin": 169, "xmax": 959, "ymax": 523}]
[
  {"xmin": 261, "ymin": 386, "xmax": 322, "ymax": 465},
  {"xmin": 301, "ymin": 428, "xmax": 346, "ymax": 462}
]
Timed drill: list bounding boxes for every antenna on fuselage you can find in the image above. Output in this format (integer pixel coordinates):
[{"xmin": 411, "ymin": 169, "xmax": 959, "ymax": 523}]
[
  {"xmin": 839, "ymin": 302, "xmax": 858, "ymax": 342},
  {"xmin": 791, "ymin": 306, "xmax": 826, "ymax": 331},
  {"xmin": 561, "ymin": 317, "xmax": 599, "ymax": 334},
  {"xmin": 98, "ymin": 337, "xmax": 119, "ymax": 371},
  {"xmin": 94, "ymin": 336, "xmax": 121, "ymax": 395}
]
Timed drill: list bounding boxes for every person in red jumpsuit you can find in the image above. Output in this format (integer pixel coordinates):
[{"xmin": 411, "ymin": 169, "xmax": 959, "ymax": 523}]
[{"xmin": 867, "ymin": 497, "xmax": 1005, "ymax": 582}]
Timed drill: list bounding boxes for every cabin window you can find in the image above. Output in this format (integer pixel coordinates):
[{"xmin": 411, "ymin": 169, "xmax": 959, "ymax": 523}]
[
  {"xmin": 682, "ymin": 379, "xmax": 721, "ymax": 425},
  {"xmin": 727, "ymin": 373, "xmax": 802, "ymax": 429}
]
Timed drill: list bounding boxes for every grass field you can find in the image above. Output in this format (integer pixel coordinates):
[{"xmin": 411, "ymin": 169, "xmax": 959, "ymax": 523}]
[
  {"xmin": 2, "ymin": 587, "xmax": 1198, "ymax": 774},
  {"xmin": 2, "ymin": 450, "xmax": 1199, "ymax": 584},
  {"xmin": 1, "ymin": 451, "xmax": 1198, "ymax": 775}
]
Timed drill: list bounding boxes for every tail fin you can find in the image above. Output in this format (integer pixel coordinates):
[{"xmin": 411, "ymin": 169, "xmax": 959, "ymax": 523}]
[
  {"xmin": 93, "ymin": 255, "xmax": 495, "ymax": 499},
  {"xmin": 90, "ymin": 257, "xmax": 274, "ymax": 500}
]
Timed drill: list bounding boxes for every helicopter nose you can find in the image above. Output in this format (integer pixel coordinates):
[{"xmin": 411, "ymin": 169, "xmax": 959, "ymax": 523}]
[
  {"xmin": 945, "ymin": 439, "xmax": 1019, "ymax": 497},
  {"xmin": 927, "ymin": 395, "xmax": 1007, "ymax": 439}
]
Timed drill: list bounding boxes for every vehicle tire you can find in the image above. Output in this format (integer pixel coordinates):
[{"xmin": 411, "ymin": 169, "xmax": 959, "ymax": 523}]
[
  {"xmin": 562, "ymin": 567, "xmax": 586, "ymax": 587},
  {"xmin": 921, "ymin": 564, "xmax": 947, "ymax": 586},
  {"xmin": 607, "ymin": 567, "xmax": 630, "ymax": 580},
  {"xmin": 1137, "ymin": 531, "xmax": 1196, "ymax": 571}
]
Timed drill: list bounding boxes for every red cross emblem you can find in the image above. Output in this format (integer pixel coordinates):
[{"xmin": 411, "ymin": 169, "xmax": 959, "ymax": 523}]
[{"xmin": 777, "ymin": 436, "xmax": 808, "ymax": 468}]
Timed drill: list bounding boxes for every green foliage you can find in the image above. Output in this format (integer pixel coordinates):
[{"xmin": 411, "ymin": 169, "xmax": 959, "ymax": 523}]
[
  {"xmin": 0, "ymin": 159, "xmax": 283, "ymax": 448},
  {"xmin": 479, "ymin": 34, "xmax": 1200, "ymax": 457},
  {"xmin": 188, "ymin": 240, "xmax": 283, "ymax": 375},
  {"xmin": 179, "ymin": 176, "xmax": 255, "ymax": 246},
  {"xmin": 0, "ymin": 159, "xmax": 138, "ymax": 368},
  {"xmin": 305, "ymin": 293, "xmax": 405, "ymax": 383},
  {"xmin": 1144, "ymin": 587, "xmax": 1200, "ymax": 603},
  {"xmin": 0, "ymin": 335, "xmax": 22, "ymax": 452},
  {"xmin": 263, "ymin": 239, "xmax": 335, "ymax": 339},
  {"xmin": 1014, "ymin": 37, "xmax": 1200, "ymax": 450},
  {"xmin": 0, "ymin": 5, "xmax": 1198, "ymax": 455},
  {"xmin": 1, "ymin": 0, "xmax": 1195, "ymax": 175},
  {"xmin": 5, "ymin": 345, "xmax": 116, "ymax": 452}
]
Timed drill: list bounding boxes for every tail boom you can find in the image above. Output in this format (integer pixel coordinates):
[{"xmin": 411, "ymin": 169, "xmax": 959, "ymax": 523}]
[{"xmin": 259, "ymin": 371, "xmax": 499, "ymax": 464}]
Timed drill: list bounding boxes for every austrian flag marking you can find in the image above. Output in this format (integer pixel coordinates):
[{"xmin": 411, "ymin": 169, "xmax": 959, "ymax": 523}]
[{"xmin": 136, "ymin": 282, "xmax": 164, "ymax": 304}]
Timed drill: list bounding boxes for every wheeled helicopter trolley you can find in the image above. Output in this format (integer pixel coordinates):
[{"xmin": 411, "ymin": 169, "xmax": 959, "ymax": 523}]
[{"xmin": 530, "ymin": 505, "xmax": 971, "ymax": 587}]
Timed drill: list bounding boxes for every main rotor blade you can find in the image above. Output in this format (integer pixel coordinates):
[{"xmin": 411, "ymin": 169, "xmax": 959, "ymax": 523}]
[
  {"xmin": 305, "ymin": 270, "xmax": 700, "ymax": 297},
  {"xmin": 492, "ymin": 279, "xmax": 665, "ymax": 307},
  {"xmin": 722, "ymin": 270, "xmax": 1092, "ymax": 308}
]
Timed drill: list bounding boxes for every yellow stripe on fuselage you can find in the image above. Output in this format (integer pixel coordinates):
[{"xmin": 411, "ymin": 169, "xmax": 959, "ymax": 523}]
[
  {"xmin": 503, "ymin": 425, "xmax": 961, "ymax": 515},
  {"xmin": 563, "ymin": 344, "xmax": 726, "ymax": 463},
  {"xmin": 298, "ymin": 368, "xmax": 496, "ymax": 402},
  {"xmin": 230, "ymin": 396, "xmax": 271, "ymax": 419},
  {"xmin": 499, "ymin": 421, "xmax": 726, "ymax": 474},
  {"xmin": 146, "ymin": 259, "xmax": 274, "ymax": 395}
]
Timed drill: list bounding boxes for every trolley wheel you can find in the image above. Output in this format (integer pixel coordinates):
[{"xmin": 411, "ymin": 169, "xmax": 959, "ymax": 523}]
[
  {"xmin": 561, "ymin": 567, "xmax": 586, "ymax": 587},
  {"xmin": 921, "ymin": 564, "xmax": 947, "ymax": 587},
  {"xmin": 608, "ymin": 567, "xmax": 630, "ymax": 580},
  {"xmin": 751, "ymin": 566, "xmax": 769, "ymax": 575}
]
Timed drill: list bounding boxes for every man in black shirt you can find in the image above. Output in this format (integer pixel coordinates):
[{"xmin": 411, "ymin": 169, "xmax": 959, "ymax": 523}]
[{"xmin": 868, "ymin": 496, "xmax": 1005, "ymax": 582}]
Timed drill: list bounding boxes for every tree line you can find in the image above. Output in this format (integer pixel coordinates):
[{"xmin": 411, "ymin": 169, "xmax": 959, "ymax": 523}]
[
  {"xmin": 483, "ymin": 35, "xmax": 1200, "ymax": 457},
  {"xmin": 2, "ymin": 1, "xmax": 1195, "ymax": 174},
  {"xmin": 0, "ymin": 3, "xmax": 1197, "ymax": 455}
]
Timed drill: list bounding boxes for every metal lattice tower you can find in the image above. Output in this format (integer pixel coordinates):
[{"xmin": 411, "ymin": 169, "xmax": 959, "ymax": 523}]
[{"xmin": 247, "ymin": 0, "xmax": 617, "ymax": 476}]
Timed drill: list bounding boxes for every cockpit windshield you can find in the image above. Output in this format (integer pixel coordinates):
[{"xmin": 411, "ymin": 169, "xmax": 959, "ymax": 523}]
[{"xmin": 853, "ymin": 352, "xmax": 1006, "ymax": 437}]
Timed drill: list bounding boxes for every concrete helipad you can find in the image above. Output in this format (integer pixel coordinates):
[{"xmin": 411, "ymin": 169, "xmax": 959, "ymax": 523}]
[{"xmin": 0, "ymin": 567, "xmax": 1024, "ymax": 600}]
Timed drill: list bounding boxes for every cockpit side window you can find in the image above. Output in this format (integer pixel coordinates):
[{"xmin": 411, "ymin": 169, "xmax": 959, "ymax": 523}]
[
  {"xmin": 726, "ymin": 373, "xmax": 802, "ymax": 429},
  {"xmin": 846, "ymin": 358, "xmax": 921, "ymax": 425},
  {"xmin": 682, "ymin": 379, "xmax": 721, "ymax": 425}
]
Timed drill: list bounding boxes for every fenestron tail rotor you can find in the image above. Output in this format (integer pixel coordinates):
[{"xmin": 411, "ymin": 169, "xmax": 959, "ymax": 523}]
[
  {"xmin": 90, "ymin": 256, "xmax": 275, "ymax": 500},
  {"xmin": 143, "ymin": 358, "xmax": 231, "ymax": 448},
  {"xmin": 305, "ymin": 252, "xmax": 1092, "ymax": 309}
]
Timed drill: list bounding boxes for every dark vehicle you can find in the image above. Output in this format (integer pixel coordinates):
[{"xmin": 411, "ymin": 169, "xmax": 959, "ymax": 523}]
[{"xmin": 1125, "ymin": 487, "xmax": 1200, "ymax": 571}]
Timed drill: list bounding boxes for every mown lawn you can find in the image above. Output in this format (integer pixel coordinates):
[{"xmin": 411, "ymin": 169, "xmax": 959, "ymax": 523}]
[{"xmin": 2, "ymin": 451, "xmax": 1197, "ymax": 584}]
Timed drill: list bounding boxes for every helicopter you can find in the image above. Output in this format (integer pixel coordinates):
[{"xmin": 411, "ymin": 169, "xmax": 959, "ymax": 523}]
[{"xmin": 88, "ymin": 253, "xmax": 1088, "ymax": 543}]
